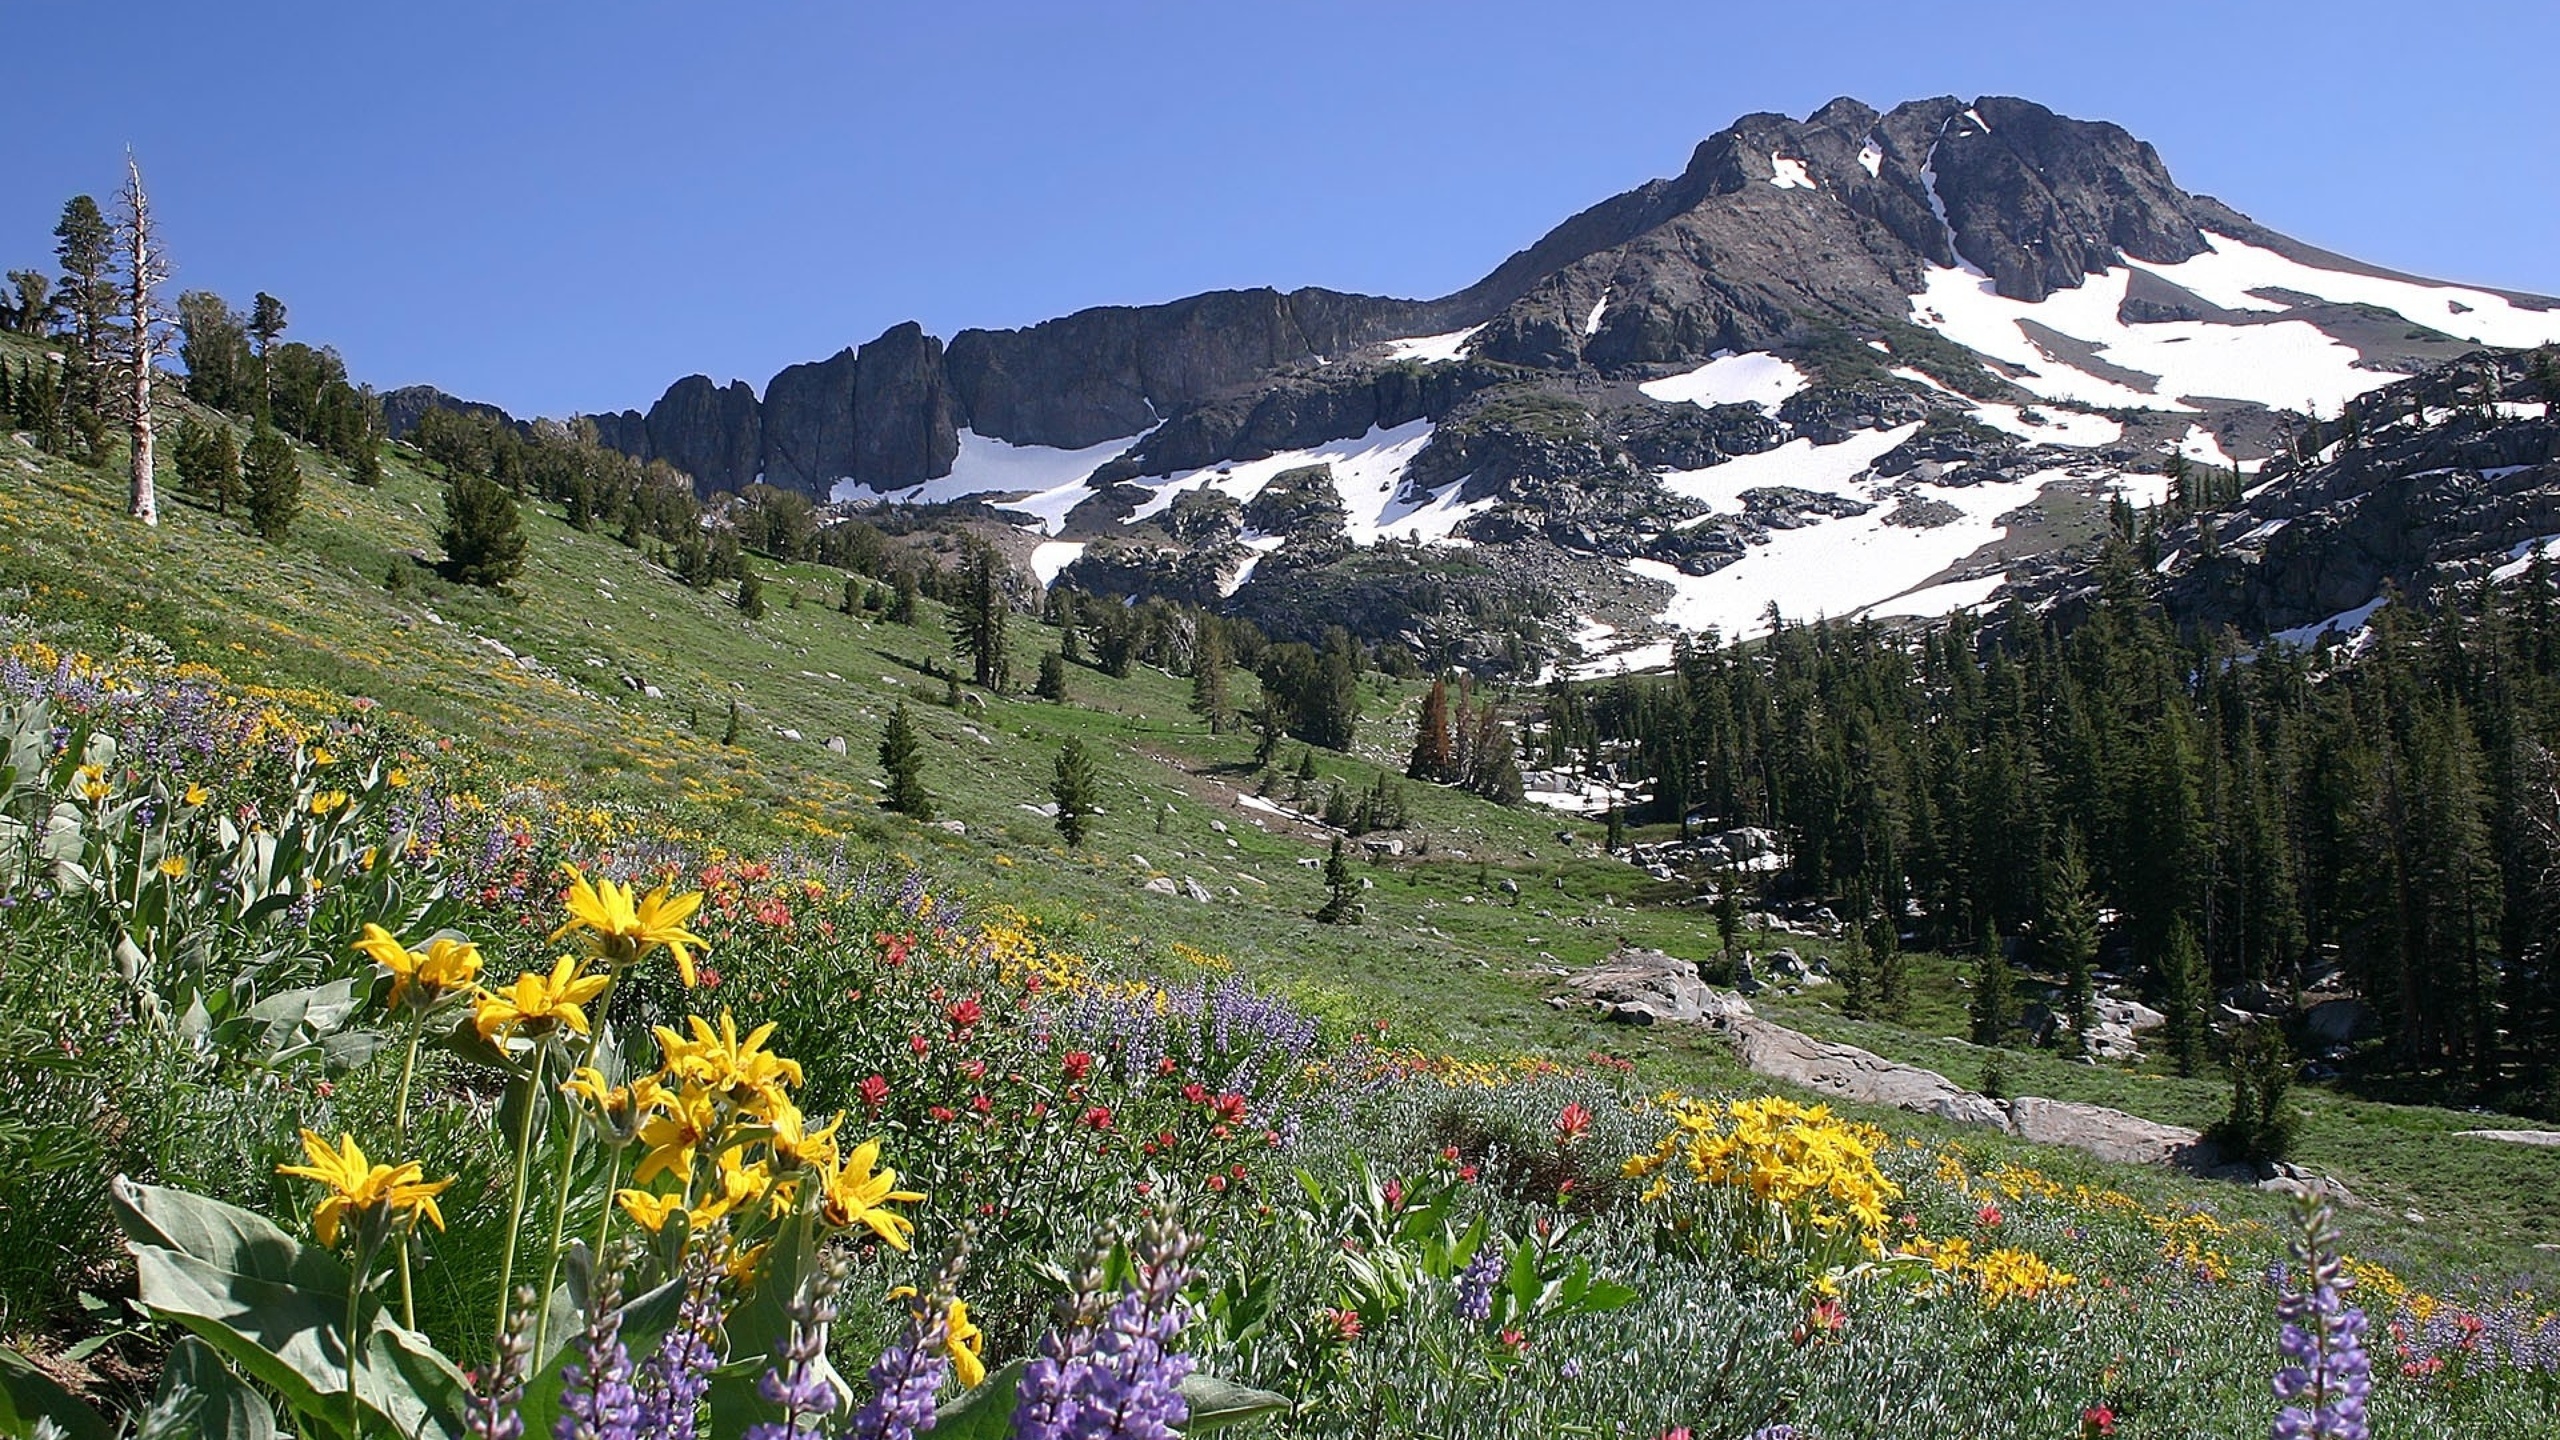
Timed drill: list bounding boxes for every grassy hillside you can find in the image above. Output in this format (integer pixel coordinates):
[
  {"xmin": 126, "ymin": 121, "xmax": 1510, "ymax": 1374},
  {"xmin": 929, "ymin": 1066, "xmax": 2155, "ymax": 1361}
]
[{"xmin": 2, "ymin": 336, "xmax": 2552, "ymax": 1287}]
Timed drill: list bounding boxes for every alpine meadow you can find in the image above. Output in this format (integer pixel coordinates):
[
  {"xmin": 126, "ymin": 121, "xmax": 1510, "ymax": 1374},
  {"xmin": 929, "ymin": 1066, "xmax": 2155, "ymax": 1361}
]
[{"xmin": 7, "ymin": 16, "xmax": 2560, "ymax": 1440}]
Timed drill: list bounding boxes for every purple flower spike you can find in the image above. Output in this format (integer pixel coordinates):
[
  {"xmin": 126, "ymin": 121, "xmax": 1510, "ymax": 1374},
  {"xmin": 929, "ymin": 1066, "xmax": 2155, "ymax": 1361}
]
[{"xmin": 2270, "ymin": 1200, "xmax": 2372, "ymax": 1440}]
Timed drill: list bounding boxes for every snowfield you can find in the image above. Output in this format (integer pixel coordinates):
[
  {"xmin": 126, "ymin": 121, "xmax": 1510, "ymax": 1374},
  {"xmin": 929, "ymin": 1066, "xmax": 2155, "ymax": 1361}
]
[
  {"xmin": 1116, "ymin": 420, "xmax": 1484, "ymax": 548},
  {"xmin": 1640, "ymin": 352, "xmax": 1811, "ymax": 412},
  {"xmin": 1659, "ymin": 423, "xmax": 1921, "ymax": 516},
  {"xmin": 1381, "ymin": 325, "xmax": 1484, "ymax": 363},
  {"xmin": 832, "ymin": 429, "xmax": 1137, "ymax": 535},
  {"xmin": 1908, "ymin": 231, "xmax": 2560, "ymax": 417}
]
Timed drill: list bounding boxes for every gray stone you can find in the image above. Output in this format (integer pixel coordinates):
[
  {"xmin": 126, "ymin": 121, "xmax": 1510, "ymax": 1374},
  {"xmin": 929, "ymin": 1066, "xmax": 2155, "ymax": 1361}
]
[
  {"xmin": 2303, "ymin": 998, "xmax": 2375, "ymax": 1045},
  {"xmin": 825, "ymin": 736, "xmax": 847, "ymax": 755},
  {"xmin": 1141, "ymin": 876, "xmax": 1179, "ymax": 895},
  {"xmin": 934, "ymin": 819, "xmax": 967, "ymax": 835},
  {"xmin": 1182, "ymin": 877, "xmax": 1213, "ymax": 904},
  {"xmin": 2457, "ymin": 1129, "xmax": 2560, "ymax": 1148},
  {"xmin": 1565, "ymin": 946, "xmax": 1752, "ymax": 1028},
  {"xmin": 2005, "ymin": 1097, "xmax": 2205, "ymax": 1167}
]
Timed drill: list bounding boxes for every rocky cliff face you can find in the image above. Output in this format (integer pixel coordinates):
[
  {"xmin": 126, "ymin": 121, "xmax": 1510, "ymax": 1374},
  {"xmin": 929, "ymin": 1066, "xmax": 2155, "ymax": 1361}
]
[{"xmin": 589, "ymin": 94, "xmax": 2263, "ymax": 501}]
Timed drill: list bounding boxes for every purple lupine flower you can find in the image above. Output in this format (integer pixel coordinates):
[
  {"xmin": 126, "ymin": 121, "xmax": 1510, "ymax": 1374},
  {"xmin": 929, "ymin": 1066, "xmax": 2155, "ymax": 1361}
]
[
  {"xmin": 1012, "ymin": 1221, "xmax": 1197, "ymax": 1440},
  {"xmin": 2271, "ymin": 1200, "xmax": 2372, "ymax": 1440},
  {"xmin": 1454, "ymin": 1243, "xmax": 1505, "ymax": 1325},
  {"xmin": 634, "ymin": 1250, "xmax": 722, "ymax": 1440},
  {"xmin": 846, "ymin": 1303, "xmax": 950, "ymax": 1440},
  {"xmin": 555, "ymin": 1262, "xmax": 640, "ymax": 1440},
  {"xmin": 748, "ymin": 1262, "xmax": 847, "ymax": 1440},
  {"xmin": 467, "ymin": 1288, "xmax": 536, "ymax": 1440}
]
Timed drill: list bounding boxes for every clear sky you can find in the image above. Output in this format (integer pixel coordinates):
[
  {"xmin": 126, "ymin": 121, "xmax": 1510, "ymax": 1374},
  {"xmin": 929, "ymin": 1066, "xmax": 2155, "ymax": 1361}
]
[{"xmin": 7, "ymin": 1, "xmax": 2554, "ymax": 420}]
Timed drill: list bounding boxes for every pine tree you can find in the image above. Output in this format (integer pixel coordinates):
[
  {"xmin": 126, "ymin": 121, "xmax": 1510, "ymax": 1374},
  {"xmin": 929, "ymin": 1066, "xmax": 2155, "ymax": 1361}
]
[
  {"xmin": 841, "ymin": 575, "xmax": 861, "ymax": 615},
  {"xmin": 1970, "ymin": 920, "xmax": 2013, "ymax": 1045},
  {"xmin": 1408, "ymin": 677, "xmax": 1455, "ymax": 781},
  {"xmin": 53, "ymin": 195, "xmax": 113, "ymax": 463},
  {"xmin": 1189, "ymin": 622, "xmax": 1232, "ymax": 732},
  {"xmin": 1035, "ymin": 650, "xmax": 1068, "ymax": 702},
  {"xmin": 890, "ymin": 569, "xmax": 920, "ymax": 625},
  {"xmin": 2041, "ymin": 828, "xmax": 2102, "ymax": 1054},
  {"xmin": 172, "ymin": 417, "xmax": 241, "ymax": 513},
  {"xmin": 880, "ymin": 701, "xmax": 932, "ymax": 819},
  {"xmin": 951, "ymin": 543, "xmax": 1011, "ymax": 689},
  {"xmin": 2212, "ymin": 1019, "xmax": 2296, "ymax": 1162},
  {"xmin": 1604, "ymin": 803, "xmax": 1625, "ymax": 853},
  {"xmin": 248, "ymin": 291, "xmax": 287, "ymax": 411},
  {"xmin": 1315, "ymin": 835, "xmax": 1358, "ymax": 924},
  {"xmin": 720, "ymin": 698, "xmax": 741, "ymax": 746},
  {"xmin": 1052, "ymin": 737, "xmax": 1098, "ymax": 846},
  {"xmin": 241, "ymin": 420, "xmax": 299, "ymax": 540},
  {"xmin": 2159, "ymin": 917, "xmax": 2212, "ymax": 1077},
  {"xmin": 440, "ymin": 472, "xmax": 526, "ymax": 587},
  {"xmin": 736, "ymin": 568, "xmax": 766, "ymax": 618}
]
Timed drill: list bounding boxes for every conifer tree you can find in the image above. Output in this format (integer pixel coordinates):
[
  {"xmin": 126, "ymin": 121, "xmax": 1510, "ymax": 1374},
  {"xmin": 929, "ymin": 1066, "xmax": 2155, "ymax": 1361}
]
[
  {"xmin": 890, "ymin": 568, "xmax": 920, "ymax": 625},
  {"xmin": 841, "ymin": 575, "xmax": 861, "ymax": 615},
  {"xmin": 241, "ymin": 420, "xmax": 299, "ymax": 540},
  {"xmin": 720, "ymin": 698, "xmax": 741, "ymax": 746},
  {"xmin": 1052, "ymin": 737, "xmax": 1098, "ymax": 846},
  {"xmin": 879, "ymin": 701, "xmax": 932, "ymax": 820},
  {"xmin": 2041, "ymin": 828, "xmax": 2101, "ymax": 1054},
  {"xmin": 951, "ymin": 543, "xmax": 1010, "ymax": 689},
  {"xmin": 440, "ymin": 472, "xmax": 526, "ymax": 587},
  {"xmin": 1970, "ymin": 920, "xmax": 2013, "ymax": 1046},
  {"xmin": 1189, "ymin": 621, "xmax": 1232, "ymax": 732},
  {"xmin": 1408, "ymin": 677, "xmax": 1455, "ymax": 781},
  {"xmin": 1035, "ymin": 650, "xmax": 1067, "ymax": 702},
  {"xmin": 173, "ymin": 417, "xmax": 241, "ymax": 513},
  {"xmin": 736, "ymin": 568, "xmax": 766, "ymax": 619},
  {"xmin": 2159, "ymin": 918, "xmax": 2212, "ymax": 1077},
  {"xmin": 1315, "ymin": 835, "xmax": 1358, "ymax": 924}
]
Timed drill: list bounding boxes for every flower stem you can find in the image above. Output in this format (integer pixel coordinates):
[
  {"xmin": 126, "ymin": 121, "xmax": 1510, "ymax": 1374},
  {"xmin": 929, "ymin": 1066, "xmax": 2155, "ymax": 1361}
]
[
  {"xmin": 391, "ymin": 1012, "xmax": 425, "ymax": 1330},
  {"xmin": 531, "ymin": 1112, "xmax": 581, "ymax": 1361},
  {"xmin": 345, "ymin": 1244, "xmax": 368, "ymax": 1440},
  {"xmin": 493, "ymin": 1046, "xmax": 545, "ymax": 1350}
]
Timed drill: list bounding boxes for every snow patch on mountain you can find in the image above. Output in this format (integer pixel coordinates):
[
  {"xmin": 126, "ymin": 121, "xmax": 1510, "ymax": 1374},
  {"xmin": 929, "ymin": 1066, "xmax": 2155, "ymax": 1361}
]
[
  {"xmin": 1382, "ymin": 325, "xmax": 1484, "ymax": 363},
  {"xmin": 1912, "ymin": 264, "xmax": 2380, "ymax": 413},
  {"xmin": 2138, "ymin": 234, "xmax": 2560, "ymax": 351},
  {"xmin": 1640, "ymin": 352, "xmax": 1811, "ymax": 412},
  {"xmin": 1857, "ymin": 138, "xmax": 1883, "ymax": 178},
  {"xmin": 1119, "ymin": 420, "xmax": 1460, "ymax": 551},
  {"xmin": 1029, "ymin": 541, "xmax": 1087, "ymax": 588},
  {"xmin": 1583, "ymin": 292, "xmax": 1611, "ymax": 337},
  {"xmin": 2492, "ymin": 536, "xmax": 2560, "ymax": 583},
  {"xmin": 1659, "ymin": 423, "xmax": 1920, "ymax": 517},
  {"xmin": 1632, "ymin": 461, "xmax": 2058, "ymax": 639},
  {"xmin": 2273, "ymin": 594, "xmax": 2389, "ymax": 648},
  {"xmin": 1861, "ymin": 573, "xmax": 2008, "ymax": 619},
  {"xmin": 834, "ymin": 429, "xmax": 1137, "ymax": 535},
  {"xmin": 1886, "ymin": 368, "xmax": 2122, "ymax": 446},
  {"xmin": 1770, "ymin": 153, "xmax": 1817, "ymax": 190}
]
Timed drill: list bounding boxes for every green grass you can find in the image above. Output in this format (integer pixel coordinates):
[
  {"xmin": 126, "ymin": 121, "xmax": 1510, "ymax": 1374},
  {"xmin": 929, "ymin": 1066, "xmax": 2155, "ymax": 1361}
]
[{"xmin": 4, "ymin": 339, "xmax": 2555, "ymax": 1289}]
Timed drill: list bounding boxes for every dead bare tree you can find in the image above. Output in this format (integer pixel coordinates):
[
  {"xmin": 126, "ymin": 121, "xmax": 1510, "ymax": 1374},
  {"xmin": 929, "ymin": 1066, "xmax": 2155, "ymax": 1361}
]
[{"xmin": 112, "ymin": 151, "xmax": 172, "ymax": 525}]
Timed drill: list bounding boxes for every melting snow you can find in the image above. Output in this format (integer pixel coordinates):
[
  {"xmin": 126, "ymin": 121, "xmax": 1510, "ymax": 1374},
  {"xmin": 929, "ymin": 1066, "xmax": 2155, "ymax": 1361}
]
[
  {"xmin": 1118, "ymin": 421, "xmax": 1475, "ymax": 548},
  {"xmin": 1640, "ymin": 352, "xmax": 1810, "ymax": 412},
  {"xmin": 1382, "ymin": 325, "xmax": 1484, "ymax": 363},
  {"xmin": 2134, "ymin": 234, "xmax": 2560, "ymax": 352},
  {"xmin": 2273, "ymin": 595, "xmax": 2389, "ymax": 648},
  {"xmin": 1568, "ymin": 639, "xmax": 1676, "ymax": 679},
  {"xmin": 833, "ymin": 429, "xmax": 1136, "ymax": 535},
  {"xmin": 1222, "ymin": 535, "xmax": 1289, "ymax": 596},
  {"xmin": 1583, "ymin": 292, "xmax": 1611, "ymax": 337},
  {"xmin": 1857, "ymin": 139, "xmax": 1884, "ymax": 178},
  {"xmin": 1861, "ymin": 573, "xmax": 2008, "ymax": 619},
  {"xmin": 2492, "ymin": 535, "xmax": 2560, "ymax": 583},
  {"xmin": 1886, "ymin": 367, "xmax": 2121, "ymax": 446},
  {"xmin": 1769, "ymin": 153, "xmax": 1817, "ymax": 190},
  {"xmin": 1635, "ymin": 458, "xmax": 2061, "ymax": 639},
  {"xmin": 1029, "ymin": 541, "xmax": 1087, "ymax": 588},
  {"xmin": 1660, "ymin": 423, "xmax": 1920, "ymax": 516}
]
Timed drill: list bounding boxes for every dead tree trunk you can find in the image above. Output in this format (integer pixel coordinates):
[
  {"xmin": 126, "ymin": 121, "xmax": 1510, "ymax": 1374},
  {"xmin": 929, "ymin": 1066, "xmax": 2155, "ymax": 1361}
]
[{"xmin": 116, "ymin": 153, "xmax": 169, "ymax": 526}]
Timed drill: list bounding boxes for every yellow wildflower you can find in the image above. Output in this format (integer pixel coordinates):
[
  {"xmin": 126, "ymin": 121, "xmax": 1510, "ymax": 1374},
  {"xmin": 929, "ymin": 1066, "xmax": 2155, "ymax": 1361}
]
[
  {"xmin": 473, "ymin": 957, "xmax": 611, "ymax": 1042},
  {"xmin": 309, "ymin": 790, "xmax": 350, "ymax": 817},
  {"xmin": 617, "ymin": 1187, "xmax": 688, "ymax": 1234},
  {"xmin": 767, "ymin": 1099, "xmax": 842, "ymax": 1173},
  {"xmin": 552, "ymin": 864, "xmax": 709, "ymax": 985},
  {"xmin": 275, "ymin": 1130, "xmax": 452, "ymax": 1247},
  {"xmin": 157, "ymin": 856, "xmax": 188, "ymax": 879},
  {"xmin": 943, "ymin": 1299, "xmax": 986, "ymax": 1389},
  {"xmin": 354, "ymin": 924, "xmax": 484, "ymax": 1006},
  {"xmin": 182, "ymin": 783, "xmax": 209, "ymax": 806},
  {"xmin": 632, "ymin": 1084, "xmax": 721, "ymax": 1187},
  {"xmin": 817, "ymin": 1137, "xmax": 922, "ymax": 1250},
  {"xmin": 652, "ymin": 1011, "xmax": 803, "ymax": 1112}
]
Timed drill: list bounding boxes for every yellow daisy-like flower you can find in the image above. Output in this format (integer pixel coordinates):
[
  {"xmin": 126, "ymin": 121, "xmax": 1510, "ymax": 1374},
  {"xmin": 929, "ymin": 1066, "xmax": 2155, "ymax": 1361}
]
[
  {"xmin": 817, "ymin": 1137, "xmax": 923, "ymax": 1250},
  {"xmin": 182, "ymin": 782, "xmax": 210, "ymax": 807},
  {"xmin": 942, "ymin": 1298, "xmax": 986, "ymax": 1390},
  {"xmin": 473, "ymin": 957, "xmax": 611, "ymax": 1042},
  {"xmin": 275, "ymin": 1130, "xmax": 452, "ymax": 1248},
  {"xmin": 631, "ymin": 1083, "xmax": 721, "ymax": 1187},
  {"xmin": 354, "ymin": 924, "xmax": 485, "ymax": 1007},
  {"xmin": 157, "ymin": 856, "xmax": 188, "ymax": 879},
  {"xmin": 617, "ymin": 1187, "xmax": 687, "ymax": 1234},
  {"xmin": 551, "ymin": 864, "xmax": 710, "ymax": 985},
  {"xmin": 767, "ymin": 1098, "xmax": 842, "ymax": 1173},
  {"xmin": 309, "ymin": 790, "xmax": 350, "ymax": 817},
  {"xmin": 690, "ymin": 1147, "xmax": 773, "ymax": 1226},
  {"xmin": 652, "ymin": 1011, "xmax": 804, "ymax": 1109}
]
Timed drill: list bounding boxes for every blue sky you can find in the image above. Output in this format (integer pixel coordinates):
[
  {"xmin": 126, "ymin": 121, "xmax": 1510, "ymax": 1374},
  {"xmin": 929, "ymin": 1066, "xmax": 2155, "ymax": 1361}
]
[{"xmin": 7, "ymin": 1, "xmax": 2554, "ymax": 419}]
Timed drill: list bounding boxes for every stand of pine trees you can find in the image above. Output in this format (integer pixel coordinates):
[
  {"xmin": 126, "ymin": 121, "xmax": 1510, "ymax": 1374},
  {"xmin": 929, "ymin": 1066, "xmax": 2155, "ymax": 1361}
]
[{"xmin": 1567, "ymin": 548, "xmax": 2560, "ymax": 1107}]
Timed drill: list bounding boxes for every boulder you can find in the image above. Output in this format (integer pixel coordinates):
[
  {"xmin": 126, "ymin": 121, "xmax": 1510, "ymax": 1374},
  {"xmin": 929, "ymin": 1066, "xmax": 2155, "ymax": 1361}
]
[
  {"xmin": 2006, "ymin": 1096, "xmax": 2205, "ymax": 1167},
  {"xmin": 1728, "ymin": 1018, "xmax": 1999, "ymax": 1126},
  {"xmin": 2303, "ymin": 998, "xmax": 2374, "ymax": 1045},
  {"xmin": 1181, "ymin": 877, "xmax": 1213, "ymax": 904},
  {"xmin": 1566, "ymin": 947, "xmax": 1752, "ymax": 1028},
  {"xmin": 2093, "ymin": 996, "xmax": 2168, "ymax": 1033},
  {"xmin": 1141, "ymin": 876, "xmax": 1179, "ymax": 896},
  {"xmin": 2456, "ymin": 1129, "xmax": 2560, "ymax": 1148}
]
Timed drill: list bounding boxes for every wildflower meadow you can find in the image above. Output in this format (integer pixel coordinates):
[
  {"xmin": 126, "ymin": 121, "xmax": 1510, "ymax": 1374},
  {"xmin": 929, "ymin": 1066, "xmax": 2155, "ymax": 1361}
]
[{"xmin": 3, "ymin": 644, "xmax": 2557, "ymax": 1440}]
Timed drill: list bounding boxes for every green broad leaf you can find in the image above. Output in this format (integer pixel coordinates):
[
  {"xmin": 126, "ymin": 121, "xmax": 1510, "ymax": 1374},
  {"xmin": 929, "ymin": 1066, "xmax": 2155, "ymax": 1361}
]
[
  {"xmin": 0, "ymin": 1346, "xmax": 113, "ymax": 1440},
  {"xmin": 1503, "ymin": 1235, "xmax": 1541, "ymax": 1322},
  {"xmin": 1178, "ymin": 1372, "xmax": 1291, "ymax": 1432},
  {"xmin": 706, "ymin": 1212, "xmax": 848, "ymax": 1436},
  {"xmin": 110, "ymin": 1179, "xmax": 469, "ymax": 1440},
  {"xmin": 1577, "ymin": 1277, "xmax": 1641, "ymax": 1313},
  {"xmin": 930, "ymin": 1357, "xmax": 1024, "ymax": 1440},
  {"xmin": 158, "ymin": 1336, "xmax": 279, "ymax": 1440}
]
